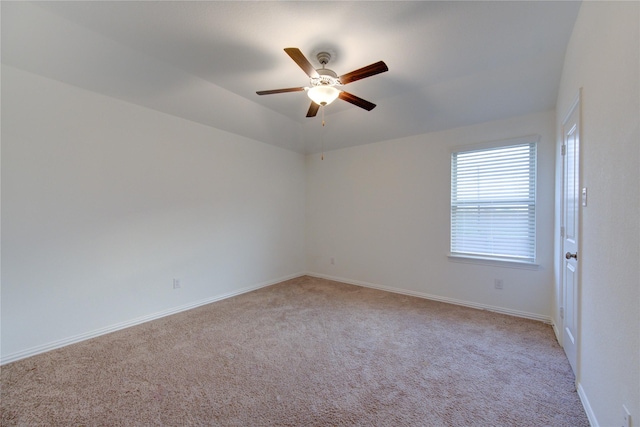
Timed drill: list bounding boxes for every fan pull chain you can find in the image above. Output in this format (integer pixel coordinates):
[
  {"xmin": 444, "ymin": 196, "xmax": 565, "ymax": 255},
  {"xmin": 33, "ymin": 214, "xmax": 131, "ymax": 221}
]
[
  {"xmin": 320, "ymin": 104, "xmax": 326, "ymax": 159},
  {"xmin": 320, "ymin": 119, "xmax": 325, "ymax": 160}
]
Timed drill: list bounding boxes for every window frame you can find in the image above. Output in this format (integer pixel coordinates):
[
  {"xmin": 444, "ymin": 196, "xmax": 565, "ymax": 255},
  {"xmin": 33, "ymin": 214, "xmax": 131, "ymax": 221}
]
[{"xmin": 449, "ymin": 135, "xmax": 540, "ymax": 266}]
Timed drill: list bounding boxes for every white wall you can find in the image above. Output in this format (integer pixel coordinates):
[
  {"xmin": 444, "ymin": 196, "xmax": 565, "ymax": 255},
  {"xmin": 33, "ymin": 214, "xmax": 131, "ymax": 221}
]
[
  {"xmin": 1, "ymin": 65, "xmax": 306, "ymax": 363},
  {"xmin": 306, "ymin": 110, "xmax": 556, "ymax": 320},
  {"xmin": 554, "ymin": 2, "xmax": 640, "ymax": 426}
]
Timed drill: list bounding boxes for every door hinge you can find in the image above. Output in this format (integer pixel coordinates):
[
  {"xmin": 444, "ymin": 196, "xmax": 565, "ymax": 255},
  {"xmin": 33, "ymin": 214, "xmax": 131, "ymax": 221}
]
[
  {"xmin": 560, "ymin": 226, "xmax": 565, "ymax": 238},
  {"xmin": 560, "ymin": 307, "xmax": 564, "ymax": 319},
  {"xmin": 561, "ymin": 144, "xmax": 566, "ymax": 156}
]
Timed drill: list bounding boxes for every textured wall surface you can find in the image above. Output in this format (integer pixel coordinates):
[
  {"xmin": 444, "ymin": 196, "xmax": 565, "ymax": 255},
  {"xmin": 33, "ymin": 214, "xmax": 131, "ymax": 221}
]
[{"xmin": 555, "ymin": 2, "xmax": 640, "ymax": 425}]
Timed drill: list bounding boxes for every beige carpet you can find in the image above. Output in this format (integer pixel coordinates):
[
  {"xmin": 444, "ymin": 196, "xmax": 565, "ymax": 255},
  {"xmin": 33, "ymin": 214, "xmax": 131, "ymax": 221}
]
[{"xmin": 1, "ymin": 276, "xmax": 588, "ymax": 426}]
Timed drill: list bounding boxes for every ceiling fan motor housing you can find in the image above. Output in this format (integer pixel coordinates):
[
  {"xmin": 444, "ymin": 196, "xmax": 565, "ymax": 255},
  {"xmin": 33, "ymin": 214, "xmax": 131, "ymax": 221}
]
[
  {"xmin": 310, "ymin": 52, "xmax": 342, "ymax": 87},
  {"xmin": 311, "ymin": 69, "xmax": 341, "ymax": 87}
]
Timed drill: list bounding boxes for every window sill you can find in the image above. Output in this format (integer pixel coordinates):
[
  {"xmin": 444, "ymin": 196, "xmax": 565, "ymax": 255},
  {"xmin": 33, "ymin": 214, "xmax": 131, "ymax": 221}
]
[{"xmin": 447, "ymin": 254, "xmax": 541, "ymax": 270}]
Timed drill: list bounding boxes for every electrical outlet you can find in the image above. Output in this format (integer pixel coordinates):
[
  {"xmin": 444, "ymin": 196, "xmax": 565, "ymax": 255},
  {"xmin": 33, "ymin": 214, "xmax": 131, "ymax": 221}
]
[
  {"xmin": 623, "ymin": 405, "xmax": 631, "ymax": 427},
  {"xmin": 330, "ymin": 257, "xmax": 335, "ymax": 265},
  {"xmin": 494, "ymin": 279, "xmax": 504, "ymax": 290},
  {"xmin": 173, "ymin": 278, "xmax": 181, "ymax": 289}
]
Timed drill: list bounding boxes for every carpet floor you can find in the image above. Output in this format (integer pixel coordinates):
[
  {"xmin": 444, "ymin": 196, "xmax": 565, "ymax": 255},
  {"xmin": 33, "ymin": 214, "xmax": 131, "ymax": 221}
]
[{"xmin": 1, "ymin": 275, "xmax": 589, "ymax": 426}]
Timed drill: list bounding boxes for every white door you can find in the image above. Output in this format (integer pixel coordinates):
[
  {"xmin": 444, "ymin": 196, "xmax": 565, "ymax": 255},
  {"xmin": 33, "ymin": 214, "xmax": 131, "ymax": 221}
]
[{"xmin": 561, "ymin": 93, "xmax": 581, "ymax": 375}]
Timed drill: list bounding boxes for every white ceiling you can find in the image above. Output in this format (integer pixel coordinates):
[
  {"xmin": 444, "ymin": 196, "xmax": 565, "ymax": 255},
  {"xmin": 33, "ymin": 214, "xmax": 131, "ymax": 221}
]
[{"xmin": 2, "ymin": 1, "xmax": 581, "ymax": 154}]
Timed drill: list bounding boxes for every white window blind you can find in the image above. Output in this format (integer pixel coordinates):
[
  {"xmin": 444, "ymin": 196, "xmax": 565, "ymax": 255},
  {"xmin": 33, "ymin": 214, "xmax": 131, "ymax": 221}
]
[{"xmin": 451, "ymin": 141, "xmax": 537, "ymax": 263}]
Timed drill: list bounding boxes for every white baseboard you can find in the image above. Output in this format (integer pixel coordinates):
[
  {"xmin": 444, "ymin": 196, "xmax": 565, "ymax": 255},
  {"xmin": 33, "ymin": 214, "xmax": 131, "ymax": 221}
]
[
  {"xmin": 1, "ymin": 272, "xmax": 306, "ymax": 365},
  {"xmin": 552, "ymin": 321, "xmax": 562, "ymax": 343},
  {"xmin": 2, "ymin": 271, "xmax": 553, "ymax": 364},
  {"xmin": 306, "ymin": 272, "xmax": 552, "ymax": 324},
  {"xmin": 578, "ymin": 383, "xmax": 598, "ymax": 427}
]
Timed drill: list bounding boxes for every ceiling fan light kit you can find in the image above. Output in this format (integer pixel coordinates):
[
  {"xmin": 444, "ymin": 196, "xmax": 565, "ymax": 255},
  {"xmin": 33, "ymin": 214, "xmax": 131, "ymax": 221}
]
[
  {"xmin": 307, "ymin": 85, "xmax": 340, "ymax": 106},
  {"xmin": 256, "ymin": 48, "xmax": 388, "ymax": 120}
]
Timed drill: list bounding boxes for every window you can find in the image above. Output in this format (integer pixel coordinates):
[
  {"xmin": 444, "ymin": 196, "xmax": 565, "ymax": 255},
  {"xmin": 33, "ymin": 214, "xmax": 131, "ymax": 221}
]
[{"xmin": 450, "ymin": 137, "xmax": 537, "ymax": 263}]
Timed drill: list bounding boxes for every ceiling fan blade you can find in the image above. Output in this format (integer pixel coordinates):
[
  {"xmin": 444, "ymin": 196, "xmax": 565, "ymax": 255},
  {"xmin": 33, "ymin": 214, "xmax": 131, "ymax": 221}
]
[
  {"xmin": 284, "ymin": 48, "xmax": 320, "ymax": 79},
  {"xmin": 338, "ymin": 91, "xmax": 377, "ymax": 111},
  {"xmin": 256, "ymin": 87, "xmax": 305, "ymax": 95},
  {"xmin": 339, "ymin": 61, "xmax": 388, "ymax": 85},
  {"xmin": 306, "ymin": 102, "xmax": 320, "ymax": 117}
]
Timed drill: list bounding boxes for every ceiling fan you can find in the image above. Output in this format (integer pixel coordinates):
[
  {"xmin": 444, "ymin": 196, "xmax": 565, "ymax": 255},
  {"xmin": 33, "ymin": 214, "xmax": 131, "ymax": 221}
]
[{"xmin": 256, "ymin": 48, "xmax": 388, "ymax": 118}]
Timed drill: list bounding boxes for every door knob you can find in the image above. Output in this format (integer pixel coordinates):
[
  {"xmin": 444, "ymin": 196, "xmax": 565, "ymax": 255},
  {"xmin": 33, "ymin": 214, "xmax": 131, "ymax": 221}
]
[{"xmin": 565, "ymin": 252, "xmax": 578, "ymax": 260}]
